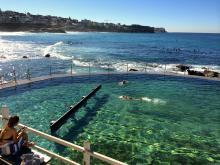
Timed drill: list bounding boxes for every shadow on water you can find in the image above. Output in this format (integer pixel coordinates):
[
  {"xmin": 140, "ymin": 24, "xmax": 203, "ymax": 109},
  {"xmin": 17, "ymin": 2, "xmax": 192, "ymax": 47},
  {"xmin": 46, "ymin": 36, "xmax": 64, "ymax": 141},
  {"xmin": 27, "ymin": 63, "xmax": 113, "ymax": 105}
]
[
  {"xmin": 129, "ymin": 109, "xmax": 184, "ymax": 122},
  {"xmin": 52, "ymin": 94, "xmax": 109, "ymax": 154}
]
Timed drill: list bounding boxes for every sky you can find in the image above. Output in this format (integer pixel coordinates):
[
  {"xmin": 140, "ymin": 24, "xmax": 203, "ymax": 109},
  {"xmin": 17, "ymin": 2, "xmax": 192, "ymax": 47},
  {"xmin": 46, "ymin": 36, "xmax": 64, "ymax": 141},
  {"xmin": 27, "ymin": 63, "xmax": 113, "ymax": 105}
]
[{"xmin": 0, "ymin": 0, "xmax": 220, "ymax": 33}]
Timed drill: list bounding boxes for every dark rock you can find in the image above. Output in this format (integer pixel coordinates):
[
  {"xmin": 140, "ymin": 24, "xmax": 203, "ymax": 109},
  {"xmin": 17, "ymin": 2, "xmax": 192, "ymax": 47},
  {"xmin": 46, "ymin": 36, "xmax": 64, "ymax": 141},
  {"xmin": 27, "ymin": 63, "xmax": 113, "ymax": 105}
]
[
  {"xmin": 154, "ymin": 27, "xmax": 166, "ymax": 33},
  {"xmin": 45, "ymin": 54, "xmax": 50, "ymax": 58},
  {"xmin": 129, "ymin": 68, "xmax": 138, "ymax": 72},
  {"xmin": 0, "ymin": 55, "xmax": 6, "ymax": 59},
  {"xmin": 23, "ymin": 56, "xmax": 28, "ymax": 59},
  {"xmin": 40, "ymin": 28, "xmax": 66, "ymax": 33},
  {"xmin": 176, "ymin": 64, "xmax": 190, "ymax": 72},
  {"xmin": 204, "ymin": 70, "xmax": 219, "ymax": 77},
  {"xmin": 187, "ymin": 70, "xmax": 205, "ymax": 76}
]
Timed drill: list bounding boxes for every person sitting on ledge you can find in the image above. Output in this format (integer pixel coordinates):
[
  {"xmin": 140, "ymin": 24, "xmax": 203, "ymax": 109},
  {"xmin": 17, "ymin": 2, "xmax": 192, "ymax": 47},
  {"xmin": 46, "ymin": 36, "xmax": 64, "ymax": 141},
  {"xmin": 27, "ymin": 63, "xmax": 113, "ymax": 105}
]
[{"xmin": 0, "ymin": 116, "xmax": 35, "ymax": 151}]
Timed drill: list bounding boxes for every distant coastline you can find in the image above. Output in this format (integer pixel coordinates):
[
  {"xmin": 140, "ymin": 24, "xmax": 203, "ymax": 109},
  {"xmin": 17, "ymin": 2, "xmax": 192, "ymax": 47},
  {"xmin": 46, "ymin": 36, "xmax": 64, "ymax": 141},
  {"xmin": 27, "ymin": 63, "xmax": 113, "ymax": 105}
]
[{"xmin": 0, "ymin": 10, "xmax": 166, "ymax": 33}]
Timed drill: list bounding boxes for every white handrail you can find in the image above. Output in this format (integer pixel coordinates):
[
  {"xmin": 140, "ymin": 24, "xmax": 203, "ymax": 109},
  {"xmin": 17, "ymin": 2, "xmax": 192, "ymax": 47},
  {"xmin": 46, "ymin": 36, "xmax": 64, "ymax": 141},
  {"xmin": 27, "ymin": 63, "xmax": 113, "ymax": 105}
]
[
  {"xmin": 33, "ymin": 145, "xmax": 80, "ymax": 165},
  {"xmin": 0, "ymin": 115, "xmax": 127, "ymax": 165},
  {"xmin": 17, "ymin": 123, "xmax": 85, "ymax": 152}
]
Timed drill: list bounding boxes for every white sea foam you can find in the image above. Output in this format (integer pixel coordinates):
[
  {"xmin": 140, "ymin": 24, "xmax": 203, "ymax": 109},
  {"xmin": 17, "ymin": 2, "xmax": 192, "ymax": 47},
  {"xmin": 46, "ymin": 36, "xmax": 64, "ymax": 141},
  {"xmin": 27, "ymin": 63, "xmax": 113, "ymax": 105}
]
[
  {"xmin": 0, "ymin": 39, "xmax": 72, "ymax": 62},
  {"xmin": 0, "ymin": 32, "xmax": 31, "ymax": 36},
  {"xmin": 43, "ymin": 41, "xmax": 72, "ymax": 60},
  {"xmin": 141, "ymin": 97, "xmax": 152, "ymax": 102},
  {"xmin": 66, "ymin": 31, "xmax": 86, "ymax": 35},
  {"xmin": 142, "ymin": 97, "xmax": 166, "ymax": 105},
  {"xmin": 190, "ymin": 64, "xmax": 220, "ymax": 73},
  {"xmin": 43, "ymin": 41, "xmax": 64, "ymax": 55},
  {"xmin": 0, "ymin": 39, "xmax": 43, "ymax": 62},
  {"xmin": 119, "ymin": 95, "xmax": 166, "ymax": 105},
  {"xmin": 152, "ymin": 98, "xmax": 167, "ymax": 104},
  {"xmin": 69, "ymin": 57, "xmax": 220, "ymax": 75},
  {"xmin": 72, "ymin": 59, "xmax": 91, "ymax": 67}
]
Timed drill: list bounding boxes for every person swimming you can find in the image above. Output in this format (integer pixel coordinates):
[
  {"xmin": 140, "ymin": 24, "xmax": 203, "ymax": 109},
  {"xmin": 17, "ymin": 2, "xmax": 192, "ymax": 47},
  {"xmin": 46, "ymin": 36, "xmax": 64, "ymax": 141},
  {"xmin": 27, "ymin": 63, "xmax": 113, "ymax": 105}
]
[
  {"xmin": 119, "ymin": 95, "xmax": 167, "ymax": 104},
  {"xmin": 118, "ymin": 80, "xmax": 128, "ymax": 86},
  {"xmin": 119, "ymin": 95, "xmax": 142, "ymax": 101}
]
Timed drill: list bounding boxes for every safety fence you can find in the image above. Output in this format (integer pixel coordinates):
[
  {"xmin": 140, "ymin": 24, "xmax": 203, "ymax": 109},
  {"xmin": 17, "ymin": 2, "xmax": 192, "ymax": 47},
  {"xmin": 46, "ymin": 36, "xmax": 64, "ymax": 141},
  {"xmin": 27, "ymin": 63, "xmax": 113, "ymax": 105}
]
[
  {"xmin": 0, "ymin": 106, "xmax": 127, "ymax": 165},
  {"xmin": 0, "ymin": 59, "xmax": 189, "ymax": 85}
]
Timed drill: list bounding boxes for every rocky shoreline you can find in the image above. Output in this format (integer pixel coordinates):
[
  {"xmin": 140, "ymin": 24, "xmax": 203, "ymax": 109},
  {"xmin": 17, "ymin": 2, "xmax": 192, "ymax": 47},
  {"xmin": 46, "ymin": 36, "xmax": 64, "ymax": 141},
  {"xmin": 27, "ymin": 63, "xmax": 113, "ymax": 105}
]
[
  {"xmin": 0, "ymin": 23, "xmax": 66, "ymax": 33},
  {"xmin": 175, "ymin": 64, "xmax": 220, "ymax": 78},
  {"xmin": 128, "ymin": 64, "xmax": 220, "ymax": 80}
]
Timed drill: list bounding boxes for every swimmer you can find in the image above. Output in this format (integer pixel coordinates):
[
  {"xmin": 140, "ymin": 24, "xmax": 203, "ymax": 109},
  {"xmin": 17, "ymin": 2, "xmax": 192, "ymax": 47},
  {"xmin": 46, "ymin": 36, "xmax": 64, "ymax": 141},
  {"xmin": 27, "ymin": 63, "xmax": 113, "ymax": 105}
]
[
  {"xmin": 118, "ymin": 80, "xmax": 128, "ymax": 86},
  {"xmin": 119, "ymin": 95, "xmax": 142, "ymax": 101},
  {"xmin": 119, "ymin": 95, "xmax": 131, "ymax": 100},
  {"xmin": 119, "ymin": 96, "xmax": 167, "ymax": 104}
]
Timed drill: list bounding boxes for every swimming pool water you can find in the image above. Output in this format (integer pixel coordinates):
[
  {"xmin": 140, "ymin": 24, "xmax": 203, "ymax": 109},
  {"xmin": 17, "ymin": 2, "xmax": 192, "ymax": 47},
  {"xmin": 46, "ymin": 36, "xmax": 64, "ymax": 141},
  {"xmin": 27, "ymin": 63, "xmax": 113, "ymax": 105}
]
[{"xmin": 0, "ymin": 74, "xmax": 220, "ymax": 164}]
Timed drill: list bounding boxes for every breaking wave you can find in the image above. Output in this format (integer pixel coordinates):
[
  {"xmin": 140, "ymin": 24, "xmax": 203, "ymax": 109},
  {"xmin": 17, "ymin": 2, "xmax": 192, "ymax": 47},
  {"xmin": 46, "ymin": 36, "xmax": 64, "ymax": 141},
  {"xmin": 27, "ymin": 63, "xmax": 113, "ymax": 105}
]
[
  {"xmin": 0, "ymin": 32, "xmax": 31, "ymax": 36},
  {"xmin": 43, "ymin": 41, "xmax": 72, "ymax": 60},
  {"xmin": 0, "ymin": 39, "xmax": 43, "ymax": 62},
  {"xmin": 70, "ymin": 57, "xmax": 220, "ymax": 74}
]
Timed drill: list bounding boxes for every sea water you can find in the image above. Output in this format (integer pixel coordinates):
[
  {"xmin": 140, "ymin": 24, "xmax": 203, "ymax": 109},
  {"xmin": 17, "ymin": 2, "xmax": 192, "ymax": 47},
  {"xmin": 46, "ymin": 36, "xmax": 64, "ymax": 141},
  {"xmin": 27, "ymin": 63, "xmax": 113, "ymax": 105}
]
[
  {"xmin": 0, "ymin": 74, "xmax": 219, "ymax": 164},
  {"xmin": 0, "ymin": 32, "xmax": 220, "ymax": 80}
]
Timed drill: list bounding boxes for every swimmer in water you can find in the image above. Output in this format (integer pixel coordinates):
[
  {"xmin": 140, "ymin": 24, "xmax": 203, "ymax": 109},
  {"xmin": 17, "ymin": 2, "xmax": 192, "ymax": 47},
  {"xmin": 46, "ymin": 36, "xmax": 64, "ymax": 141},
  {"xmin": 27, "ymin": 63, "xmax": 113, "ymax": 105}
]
[
  {"xmin": 119, "ymin": 96, "xmax": 166, "ymax": 104},
  {"xmin": 118, "ymin": 80, "xmax": 128, "ymax": 86},
  {"xmin": 119, "ymin": 95, "xmax": 142, "ymax": 101}
]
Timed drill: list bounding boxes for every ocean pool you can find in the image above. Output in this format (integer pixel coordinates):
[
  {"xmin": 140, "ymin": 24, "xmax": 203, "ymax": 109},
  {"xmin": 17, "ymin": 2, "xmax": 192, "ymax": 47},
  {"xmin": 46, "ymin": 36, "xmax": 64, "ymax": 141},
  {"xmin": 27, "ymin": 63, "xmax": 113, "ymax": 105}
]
[{"xmin": 0, "ymin": 73, "xmax": 220, "ymax": 164}]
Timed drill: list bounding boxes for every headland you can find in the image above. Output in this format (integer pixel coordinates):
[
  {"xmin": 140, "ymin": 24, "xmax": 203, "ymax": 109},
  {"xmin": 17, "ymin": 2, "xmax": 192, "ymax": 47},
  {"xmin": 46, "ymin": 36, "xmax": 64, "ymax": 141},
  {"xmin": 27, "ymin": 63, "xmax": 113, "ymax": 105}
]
[{"xmin": 0, "ymin": 10, "xmax": 166, "ymax": 33}]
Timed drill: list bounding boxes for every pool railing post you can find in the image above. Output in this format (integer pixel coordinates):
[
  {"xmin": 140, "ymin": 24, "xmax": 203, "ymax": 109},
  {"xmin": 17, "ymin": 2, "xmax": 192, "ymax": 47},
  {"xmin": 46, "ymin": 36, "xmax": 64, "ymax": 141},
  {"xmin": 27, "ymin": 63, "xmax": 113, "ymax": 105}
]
[
  {"xmin": 49, "ymin": 65, "xmax": 52, "ymax": 76},
  {"xmin": 164, "ymin": 64, "xmax": 167, "ymax": 75},
  {"xmin": 1, "ymin": 105, "xmax": 9, "ymax": 128},
  {"xmin": 71, "ymin": 63, "xmax": 73, "ymax": 75},
  {"xmin": 83, "ymin": 142, "xmax": 91, "ymax": 165},
  {"xmin": 89, "ymin": 62, "xmax": 91, "ymax": 75},
  {"xmin": 108, "ymin": 63, "xmax": 110, "ymax": 75},
  {"xmin": 0, "ymin": 76, "xmax": 3, "ymax": 86},
  {"xmin": 27, "ymin": 68, "xmax": 31, "ymax": 80},
  {"xmin": 13, "ymin": 67, "xmax": 17, "ymax": 86}
]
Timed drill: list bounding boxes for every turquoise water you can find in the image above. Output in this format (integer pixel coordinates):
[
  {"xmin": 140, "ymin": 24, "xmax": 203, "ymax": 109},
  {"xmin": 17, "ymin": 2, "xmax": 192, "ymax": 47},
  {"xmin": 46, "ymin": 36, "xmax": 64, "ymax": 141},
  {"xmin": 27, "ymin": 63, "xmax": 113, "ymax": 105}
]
[{"xmin": 0, "ymin": 74, "xmax": 220, "ymax": 164}]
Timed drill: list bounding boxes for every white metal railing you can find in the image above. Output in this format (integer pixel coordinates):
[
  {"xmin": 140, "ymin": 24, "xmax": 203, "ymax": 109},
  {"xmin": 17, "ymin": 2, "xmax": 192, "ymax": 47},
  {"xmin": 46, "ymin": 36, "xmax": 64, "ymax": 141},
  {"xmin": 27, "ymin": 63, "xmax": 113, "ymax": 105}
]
[
  {"xmin": 0, "ymin": 60, "xmax": 186, "ymax": 84},
  {"xmin": 1, "ymin": 61, "xmax": 219, "ymax": 87},
  {"xmin": 1, "ymin": 59, "xmax": 220, "ymax": 87},
  {"xmin": 0, "ymin": 106, "xmax": 127, "ymax": 165}
]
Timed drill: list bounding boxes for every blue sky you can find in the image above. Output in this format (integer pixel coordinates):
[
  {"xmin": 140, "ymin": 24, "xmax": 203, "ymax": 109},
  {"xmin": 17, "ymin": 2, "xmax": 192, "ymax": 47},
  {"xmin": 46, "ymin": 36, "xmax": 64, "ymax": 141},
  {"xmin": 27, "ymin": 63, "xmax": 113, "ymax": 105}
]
[{"xmin": 0, "ymin": 0, "xmax": 220, "ymax": 33}]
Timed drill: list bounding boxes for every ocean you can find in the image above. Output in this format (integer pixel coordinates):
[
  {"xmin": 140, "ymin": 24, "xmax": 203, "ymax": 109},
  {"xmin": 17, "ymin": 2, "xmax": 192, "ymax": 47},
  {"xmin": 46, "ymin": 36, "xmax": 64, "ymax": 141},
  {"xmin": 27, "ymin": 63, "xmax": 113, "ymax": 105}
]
[{"xmin": 0, "ymin": 32, "xmax": 220, "ymax": 80}]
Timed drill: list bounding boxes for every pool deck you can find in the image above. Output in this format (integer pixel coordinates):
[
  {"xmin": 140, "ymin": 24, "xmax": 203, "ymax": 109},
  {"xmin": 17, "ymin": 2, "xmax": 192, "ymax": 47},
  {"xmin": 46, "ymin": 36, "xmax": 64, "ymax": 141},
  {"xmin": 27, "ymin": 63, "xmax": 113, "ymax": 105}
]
[{"xmin": 0, "ymin": 72, "xmax": 219, "ymax": 90}]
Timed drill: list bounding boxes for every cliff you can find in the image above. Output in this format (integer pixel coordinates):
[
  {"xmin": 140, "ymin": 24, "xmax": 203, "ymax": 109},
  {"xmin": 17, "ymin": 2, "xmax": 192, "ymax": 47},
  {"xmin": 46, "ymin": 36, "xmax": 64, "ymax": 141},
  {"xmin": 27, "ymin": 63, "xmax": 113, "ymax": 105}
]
[{"xmin": 0, "ymin": 10, "xmax": 166, "ymax": 33}]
